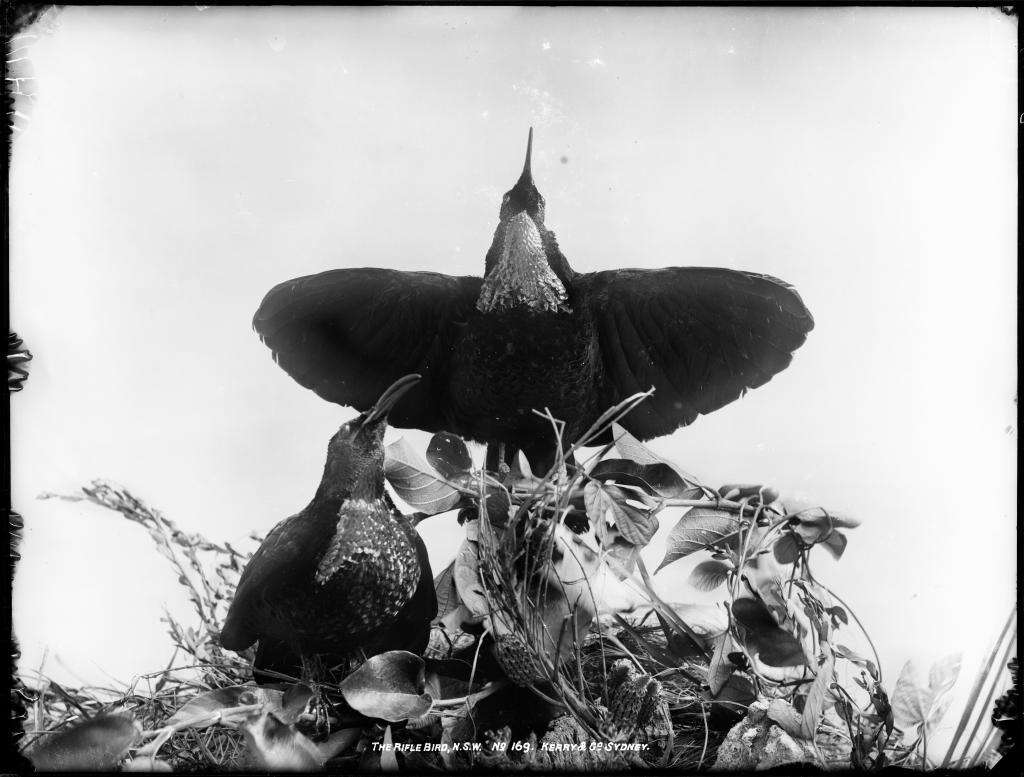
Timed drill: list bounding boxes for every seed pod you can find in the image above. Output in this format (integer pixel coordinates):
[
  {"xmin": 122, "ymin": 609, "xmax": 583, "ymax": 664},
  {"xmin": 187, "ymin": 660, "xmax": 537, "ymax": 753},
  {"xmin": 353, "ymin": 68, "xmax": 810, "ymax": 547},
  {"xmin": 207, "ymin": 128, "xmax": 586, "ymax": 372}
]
[
  {"xmin": 607, "ymin": 658, "xmax": 639, "ymax": 696},
  {"xmin": 608, "ymin": 675, "xmax": 646, "ymax": 732},
  {"xmin": 542, "ymin": 714, "xmax": 587, "ymax": 746},
  {"xmin": 491, "ymin": 633, "xmax": 543, "ymax": 686},
  {"xmin": 636, "ymin": 678, "xmax": 663, "ymax": 729}
]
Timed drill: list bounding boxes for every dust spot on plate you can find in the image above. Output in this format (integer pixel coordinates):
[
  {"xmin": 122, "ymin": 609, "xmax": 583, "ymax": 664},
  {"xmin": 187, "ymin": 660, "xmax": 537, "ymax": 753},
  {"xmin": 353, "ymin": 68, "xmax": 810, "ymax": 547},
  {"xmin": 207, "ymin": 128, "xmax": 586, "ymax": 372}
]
[{"xmin": 269, "ymin": 35, "xmax": 286, "ymax": 53}]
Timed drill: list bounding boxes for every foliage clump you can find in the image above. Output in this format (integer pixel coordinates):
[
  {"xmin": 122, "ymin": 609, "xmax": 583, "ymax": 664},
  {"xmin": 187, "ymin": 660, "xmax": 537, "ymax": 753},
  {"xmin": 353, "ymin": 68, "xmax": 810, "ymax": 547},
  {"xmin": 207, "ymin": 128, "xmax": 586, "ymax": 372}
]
[{"xmin": 17, "ymin": 393, "xmax": 1004, "ymax": 770}]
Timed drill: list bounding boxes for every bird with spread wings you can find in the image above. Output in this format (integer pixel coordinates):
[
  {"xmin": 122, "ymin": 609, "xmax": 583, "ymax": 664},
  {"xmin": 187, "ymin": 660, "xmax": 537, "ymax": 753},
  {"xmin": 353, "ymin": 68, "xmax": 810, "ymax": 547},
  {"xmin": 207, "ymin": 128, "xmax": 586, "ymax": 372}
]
[{"xmin": 252, "ymin": 130, "xmax": 814, "ymax": 471}]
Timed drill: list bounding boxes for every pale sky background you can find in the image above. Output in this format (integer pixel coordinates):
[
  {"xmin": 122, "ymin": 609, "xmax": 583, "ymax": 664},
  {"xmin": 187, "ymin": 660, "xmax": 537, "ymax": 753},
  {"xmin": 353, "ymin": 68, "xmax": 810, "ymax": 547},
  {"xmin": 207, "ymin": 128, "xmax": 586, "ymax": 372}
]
[{"xmin": 9, "ymin": 5, "xmax": 1017, "ymax": 757}]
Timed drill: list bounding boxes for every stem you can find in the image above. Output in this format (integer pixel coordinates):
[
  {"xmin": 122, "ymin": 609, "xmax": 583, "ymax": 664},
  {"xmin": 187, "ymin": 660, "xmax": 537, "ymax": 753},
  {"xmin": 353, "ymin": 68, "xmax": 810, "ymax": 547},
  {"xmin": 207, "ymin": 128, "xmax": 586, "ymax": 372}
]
[
  {"xmin": 635, "ymin": 557, "xmax": 710, "ymax": 660},
  {"xmin": 432, "ymin": 681, "xmax": 507, "ymax": 709},
  {"xmin": 525, "ymin": 683, "xmax": 567, "ymax": 710},
  {"xmin": 803, "ymin": 570, "xmax": 882, "ymax": 685},
  {"xmin": 698, "ymin": 701, "xmax": 710, "ymax": 768}
]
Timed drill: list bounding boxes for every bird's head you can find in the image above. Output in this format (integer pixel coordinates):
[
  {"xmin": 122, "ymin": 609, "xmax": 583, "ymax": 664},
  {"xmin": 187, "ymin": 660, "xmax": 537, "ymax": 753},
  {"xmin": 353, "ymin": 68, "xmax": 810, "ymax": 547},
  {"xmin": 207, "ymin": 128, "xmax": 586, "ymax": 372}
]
[
  {"xmin": 320, "ymin": 374, "xmax": 421, "ymax": 500},
  {"xmin": 498, "ymin": 127, "xmax": 545, "ymax": 225},
  {"xmin": 479, "ymin": 129, "xmax": 573, "ymax": 313}
]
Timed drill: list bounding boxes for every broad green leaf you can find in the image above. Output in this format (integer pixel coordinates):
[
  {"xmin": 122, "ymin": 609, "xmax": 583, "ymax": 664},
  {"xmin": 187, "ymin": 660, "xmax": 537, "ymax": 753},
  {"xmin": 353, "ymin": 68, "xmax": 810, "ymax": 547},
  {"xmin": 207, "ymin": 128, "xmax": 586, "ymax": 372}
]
[
  {"xmin": 385, "ymin": 437, "xmax": 463, "ymax": 515},
  {"xmin": 453, "ymin": 540, "xmax": 489, "ymax": 619},
  {"xmin": 801, "ymin": 654, "xmax": 835, "ymax": 738},
  {"xmin": 583, "ymin": 481, "xmax": 615, "ymax": 542},
  {"xmin": 921, "ymin": 653, "xmax": 961, "ymax": 742},
  {"xmin": 28, "ymin": 711, "xmax": 140, "ymax": 771},
  {"xmin": 583, "ymin": 481, "xmax": 659, "ymax": 547},
  {"xmin": 281, "ymin": 683, "xmax": 313, "ymax": 724},
  {"xmin": 791, "ymin": 508, "xmax": 860, "ymax": 546},
  {"xmin": 791, "ymin": 507, "xmax": 860, "ymax": 530},
  {"xmin": 826, "ymin": 606, "xmax": 848, "ymax": 627},
  {"xmin": 891, "ymin": 660, "xmax": 931, "ymax": 733},
  {"xmin": 317, "ymin": 728, "xmax": 362, "ymax": 763},
  {"xmin": 480, "ymin": 483, "xmax": 512, "ymax": 527},
  {"xmin": 381, "ymin": 726, "xmax": 399, "ymax": 772},
  {"xmin": 606, "ymin": 485, "xmax": 659, "ymax": 546},
  {"xmin": 339, "ymin": 651, "xmax": 433, "ymax": 722},
  {"xmin": 718, "ymin": 484, "xmax": 779, "ymax": 504},
  {"xmin": 240, "ymin": 708, "xmax": 321, "ymax": 770},
  {"xmin": 707, "ymin": 632, "xmax": 736, "ymax": 696},
  {"xmin": 589, "ymin": 458, "xmax": 700, "ymax": 499},
  {"xmin": 767, "ymin": 698, "xmax": 805, "ymax": 739},
  {"xmin": 928, "ymin": 652, "xmax": 962, "ymax": 697},
  {"xmin": 433, "ymin": 560, "xmax": 461, "ymax": 620},
  {"xmin": 657, "ymin": 508, "xmax": 740, "ymax": 571},
  {"xmin": 701, "ymin": 674, "xmax": 755, "ymax": 716},
  {"xmin": 606, "ymin": 536, "xmax": 640, "ymax": 575},
  {"xmin": 753, "ymin": 631, "xmax": 808, "ymax": 668},
  {"xmin": 426, "ymin": 432, "xmax": 472, "ymax": 478},
  {"xmin": 611, "ymin": 423, "xmax": 700, "ymax": 484},
  {"xmin": 822, "ymin": 530, "xmax": 848, "ymax": 559},
  {"xmin": 732, "ymin": 598, "xmax": 806, "ymax": 668},
  {"xmin": 165, "ymin": 685, "xmax": 281, "ymax": 729},
  {"xmin": 924, "ymin": 694, "xmax": 954, "ymax": 741},
  {"xmin": 834, "ymin": 643, "xmax": 868, "ymax": 663},
  {"xmin": 688, "ymin": 559, "xmax": 730, "ymax": 592},
  {"xmin": 773, "ymin": 532, "xmax": 801, "ymax": 564},
  {"xmin": 453, "ymin": 482, "xmax": 512, "ymax": 528}
]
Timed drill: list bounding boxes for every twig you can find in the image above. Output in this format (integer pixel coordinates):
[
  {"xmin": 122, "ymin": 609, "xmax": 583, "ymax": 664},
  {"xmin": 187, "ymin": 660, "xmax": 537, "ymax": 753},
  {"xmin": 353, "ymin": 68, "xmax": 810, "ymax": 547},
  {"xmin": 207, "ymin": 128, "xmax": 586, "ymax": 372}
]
[{"xmin": 432, "ymin": 681, "xmax": 507, "ymax": 709}]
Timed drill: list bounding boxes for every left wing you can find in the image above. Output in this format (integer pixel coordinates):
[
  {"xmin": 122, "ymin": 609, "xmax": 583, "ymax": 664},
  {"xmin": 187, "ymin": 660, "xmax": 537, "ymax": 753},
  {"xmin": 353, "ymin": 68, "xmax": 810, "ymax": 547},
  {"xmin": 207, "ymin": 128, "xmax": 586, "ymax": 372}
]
[
  {"xmin": 253, "ymin": 268, "xmax": 482, "ymax": 430},
  {"xmin": 574, "ymin": 267, "xmax": 814, "ymax": 440}
]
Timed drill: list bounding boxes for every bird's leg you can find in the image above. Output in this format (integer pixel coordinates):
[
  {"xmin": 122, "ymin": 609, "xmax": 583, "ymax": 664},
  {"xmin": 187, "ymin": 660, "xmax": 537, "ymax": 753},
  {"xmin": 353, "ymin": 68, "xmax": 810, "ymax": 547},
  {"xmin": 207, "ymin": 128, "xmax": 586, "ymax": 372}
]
[
  {"xmin": 521, "ymin": 441, "xmax": 577, "ymax": 479},
  {"xmin": 485, "ymin": 442, "xmax": 520, "ymax": 483}
]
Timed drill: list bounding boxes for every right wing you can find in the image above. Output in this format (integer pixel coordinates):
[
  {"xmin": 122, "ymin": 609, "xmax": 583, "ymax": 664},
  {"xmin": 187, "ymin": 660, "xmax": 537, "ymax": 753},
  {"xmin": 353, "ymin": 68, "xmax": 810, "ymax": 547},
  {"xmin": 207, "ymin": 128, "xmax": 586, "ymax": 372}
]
[
  {"xmin": 253, "ymin": 269, "xmax": 482, "ymax": 430},
  {"xmin": 574, "ymin": 267, "xmax": 814, "ymax": 440}
]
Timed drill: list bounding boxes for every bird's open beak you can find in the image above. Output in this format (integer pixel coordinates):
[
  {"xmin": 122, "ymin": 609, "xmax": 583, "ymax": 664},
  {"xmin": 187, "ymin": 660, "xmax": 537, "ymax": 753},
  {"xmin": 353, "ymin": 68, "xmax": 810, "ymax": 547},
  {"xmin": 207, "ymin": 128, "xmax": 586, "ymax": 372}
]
[{"xmin": 360, "ymin": 373, "xmax": 422, "ymax": 427}]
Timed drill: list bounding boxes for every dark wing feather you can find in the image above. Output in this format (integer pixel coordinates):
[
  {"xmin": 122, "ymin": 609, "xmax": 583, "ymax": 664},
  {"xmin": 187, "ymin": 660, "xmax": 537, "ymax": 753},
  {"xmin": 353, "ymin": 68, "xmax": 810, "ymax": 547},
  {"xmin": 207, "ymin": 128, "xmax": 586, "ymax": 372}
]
[
  {"xmin": 575, "ymin": 267, "xmax": 814, "ymax": 440},
  {"xmin": 253, "ymin": 269, "xmax": 482, "ymax": 430},
  {"xmin": 220, "ymin": 514, "xmax": 311, "ymax": 651}
]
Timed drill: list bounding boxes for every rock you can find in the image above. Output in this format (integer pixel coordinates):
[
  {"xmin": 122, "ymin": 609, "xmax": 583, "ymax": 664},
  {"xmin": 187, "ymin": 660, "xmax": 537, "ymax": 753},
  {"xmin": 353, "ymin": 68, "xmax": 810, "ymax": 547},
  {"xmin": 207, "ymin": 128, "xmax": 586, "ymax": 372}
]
[
  {"xmin": 712, "ymin": 701, "xmax": 769, "ymax": 771},
  {"xmin": 760, "ymin": 725, "xmax": 818, "ymax": 770},
  {"xmin": 713, "ymin": 700, "xmax": 850, "ymax": 771}
]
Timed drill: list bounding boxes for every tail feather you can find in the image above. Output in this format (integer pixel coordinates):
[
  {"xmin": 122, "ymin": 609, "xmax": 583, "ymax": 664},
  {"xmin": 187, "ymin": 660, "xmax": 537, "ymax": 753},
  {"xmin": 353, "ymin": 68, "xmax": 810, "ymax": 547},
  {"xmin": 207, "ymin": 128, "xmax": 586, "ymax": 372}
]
[
  {"xmin": 218, "ymin": 614, "xmax": 255, "ymax": 653},
  {"xmin": 253, "ymin": 638, "xmax": 304, "ymax": 685}
]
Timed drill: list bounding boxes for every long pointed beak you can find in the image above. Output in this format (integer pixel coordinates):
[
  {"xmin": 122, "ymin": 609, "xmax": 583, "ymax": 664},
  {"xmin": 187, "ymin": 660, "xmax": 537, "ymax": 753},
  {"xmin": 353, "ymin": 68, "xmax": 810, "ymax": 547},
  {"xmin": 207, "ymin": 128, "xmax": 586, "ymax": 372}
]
[
  {"xmin": 360, "ymin": 373, "xmax": 421, "ymax": 427},
  {"xmin": 515, "ymin": 127, "xmax": 534, "ymax": 188}
]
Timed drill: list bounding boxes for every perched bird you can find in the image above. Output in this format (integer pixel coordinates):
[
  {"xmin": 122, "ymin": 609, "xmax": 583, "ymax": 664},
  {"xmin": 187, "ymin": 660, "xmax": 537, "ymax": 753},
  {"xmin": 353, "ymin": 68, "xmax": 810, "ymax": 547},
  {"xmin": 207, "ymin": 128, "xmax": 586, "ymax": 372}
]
[
  {"xmin": 253, "ymin": 130, "xmax": 814, "ymax": 471},
  {"xmin": 220, "ymin": 374, "xmax": 436, "ymax": 678}
]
